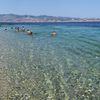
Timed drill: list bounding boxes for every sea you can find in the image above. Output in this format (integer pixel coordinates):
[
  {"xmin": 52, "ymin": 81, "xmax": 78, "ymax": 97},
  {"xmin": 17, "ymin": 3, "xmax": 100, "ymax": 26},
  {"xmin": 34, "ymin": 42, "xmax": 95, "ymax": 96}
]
[{"xmin": 0, "ymin": 22, "xmax": 100, "ymax": 100}]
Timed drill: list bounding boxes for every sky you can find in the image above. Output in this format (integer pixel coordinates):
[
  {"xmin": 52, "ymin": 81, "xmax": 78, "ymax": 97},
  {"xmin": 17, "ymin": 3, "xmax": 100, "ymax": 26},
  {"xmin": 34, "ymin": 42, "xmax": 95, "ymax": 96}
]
[{"xmin": 0, "ymin": 0, "xmax": 100, "ymax": 18}]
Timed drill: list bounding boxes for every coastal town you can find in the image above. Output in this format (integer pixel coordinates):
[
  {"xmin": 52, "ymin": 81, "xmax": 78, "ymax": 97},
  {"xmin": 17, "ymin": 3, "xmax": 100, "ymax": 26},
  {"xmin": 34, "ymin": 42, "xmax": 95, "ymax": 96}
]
[{"xmin": 0, "ymin": 14, "xmax": 100, "ymax": 22}]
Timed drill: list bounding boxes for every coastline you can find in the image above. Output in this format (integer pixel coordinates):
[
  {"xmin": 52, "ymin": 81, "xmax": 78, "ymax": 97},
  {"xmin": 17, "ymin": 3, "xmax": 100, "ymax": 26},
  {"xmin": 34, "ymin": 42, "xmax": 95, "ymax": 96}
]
[{"xmin": 1, "ymin": 21, "xmax": 100, "ymax": 24}]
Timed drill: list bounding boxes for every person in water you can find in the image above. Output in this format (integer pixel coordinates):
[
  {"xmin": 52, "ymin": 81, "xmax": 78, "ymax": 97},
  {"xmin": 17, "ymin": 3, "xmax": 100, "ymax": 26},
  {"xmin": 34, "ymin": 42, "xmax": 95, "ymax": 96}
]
[
  {"xmin": 21, "ymin": 26, "xmax": 25, "ymax": 32},
  {"xmin": 27, "ymin": 28, "xmax": 32, "ymax": 35},
  {"xmin": 15, "ymin": 27, "xmax": 19, "ymax": 32},
  {"xmin": 51, "ymin": 31, "xmax": 57, "ymax": 36}
]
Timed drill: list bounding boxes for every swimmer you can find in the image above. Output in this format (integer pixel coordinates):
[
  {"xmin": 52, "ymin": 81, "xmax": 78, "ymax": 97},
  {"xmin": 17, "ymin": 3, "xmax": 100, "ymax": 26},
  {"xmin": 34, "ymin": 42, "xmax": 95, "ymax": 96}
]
[
  {"xmin": 27, "ymin": 28, "xmax": 32, "ymax": 35},
  {"xmin": 21, "ymin": 26, "xmax": 25, "ymax": 32},
  {"xmin": 15, "ymin": 27, "xmax": 19, "ymax": 32},
  {"xmin": 51, "ymin": 31, "xmax": 57, "ymax": 36}
]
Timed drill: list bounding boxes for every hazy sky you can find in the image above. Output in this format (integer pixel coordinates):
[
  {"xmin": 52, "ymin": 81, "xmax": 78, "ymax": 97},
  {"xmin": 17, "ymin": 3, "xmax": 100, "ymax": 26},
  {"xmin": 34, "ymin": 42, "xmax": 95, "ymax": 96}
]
[{"xmin": 0, "ymin": 0, "xmax": 100, "ymax": 18}]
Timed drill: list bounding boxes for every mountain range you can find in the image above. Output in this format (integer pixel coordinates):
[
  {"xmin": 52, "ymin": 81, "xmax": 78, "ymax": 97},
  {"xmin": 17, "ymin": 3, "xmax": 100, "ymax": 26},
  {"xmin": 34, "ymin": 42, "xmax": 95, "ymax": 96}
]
[{"xmin": 0, "ymin": 14, "xmax": 100, "ymax": 22}]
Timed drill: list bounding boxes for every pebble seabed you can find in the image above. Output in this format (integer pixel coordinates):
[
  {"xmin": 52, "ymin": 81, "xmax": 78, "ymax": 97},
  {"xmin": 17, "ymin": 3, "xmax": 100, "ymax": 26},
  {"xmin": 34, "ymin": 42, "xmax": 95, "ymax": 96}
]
[{"xmin": 0, "ymin": 23, "xmax": 100, "ymax": 100}]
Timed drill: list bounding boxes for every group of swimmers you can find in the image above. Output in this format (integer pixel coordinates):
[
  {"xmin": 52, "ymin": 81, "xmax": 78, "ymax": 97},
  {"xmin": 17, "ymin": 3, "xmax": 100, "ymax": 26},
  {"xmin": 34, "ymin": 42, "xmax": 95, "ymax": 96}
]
[
  {"xmin": 15, "ymin": 26, "xmax": 57, "ymax": 36},
  {"xmin": 4, "ymin": 26, "xmax": 57, "ymax": 36},
  {"xmin": 15, "ymin": 26, "xmax": 32, "ymax": 35}
]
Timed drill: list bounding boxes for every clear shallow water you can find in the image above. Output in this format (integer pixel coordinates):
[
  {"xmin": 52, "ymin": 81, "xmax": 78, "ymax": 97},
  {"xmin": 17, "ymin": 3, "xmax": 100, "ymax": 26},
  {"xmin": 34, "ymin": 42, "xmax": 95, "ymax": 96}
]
[{"xmin": 0, "ymin": 22, "xmax": 100, "ymax": 100}]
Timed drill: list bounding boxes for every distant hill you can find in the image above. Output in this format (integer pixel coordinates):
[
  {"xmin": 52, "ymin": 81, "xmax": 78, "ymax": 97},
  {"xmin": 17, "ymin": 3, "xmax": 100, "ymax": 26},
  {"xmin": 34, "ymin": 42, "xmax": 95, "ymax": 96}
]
[{"xmin": 0, "ymin": 14, "xmax": 100, "ymax": 22}]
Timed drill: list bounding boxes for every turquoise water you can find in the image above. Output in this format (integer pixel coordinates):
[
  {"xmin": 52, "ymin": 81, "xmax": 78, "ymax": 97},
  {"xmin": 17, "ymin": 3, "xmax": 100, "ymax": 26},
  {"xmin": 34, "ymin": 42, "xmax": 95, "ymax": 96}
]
[{"xmin": 0, "ymin": 23, "xmax": 100, "ymax": 100}]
